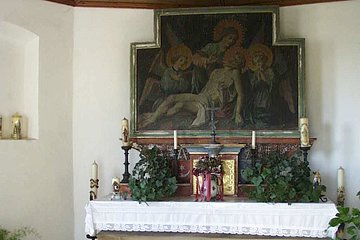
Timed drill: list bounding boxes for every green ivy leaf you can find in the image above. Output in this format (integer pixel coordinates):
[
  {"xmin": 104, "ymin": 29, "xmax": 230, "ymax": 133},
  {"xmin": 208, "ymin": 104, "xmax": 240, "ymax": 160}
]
[
  {"xmin": 346, "ymin": 225, "xmax": 357, "ymax": 236},
  {"xmin": 329, "ymin": 217, "xmax": 342, "ymax": 227},
  {"xmin": 338, "ymin": 207, "xmax": 350, "ymax": 215}
]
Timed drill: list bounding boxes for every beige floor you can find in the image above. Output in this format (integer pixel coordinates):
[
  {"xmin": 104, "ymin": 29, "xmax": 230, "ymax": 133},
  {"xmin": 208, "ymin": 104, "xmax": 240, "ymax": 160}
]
[{"xmin": 97, "ymin": 231, "xmax": 324, "ymax": 240}]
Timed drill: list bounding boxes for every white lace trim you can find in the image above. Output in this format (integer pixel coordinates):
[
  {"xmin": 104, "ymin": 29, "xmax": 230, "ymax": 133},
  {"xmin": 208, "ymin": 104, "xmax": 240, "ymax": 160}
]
[
  {"xmin": 94, "ymin": 223, "xmax": 330, "ymax": 238},
  {"xmin": 85, "ymin": 199, "xmax": 338, "ymax": 238}
]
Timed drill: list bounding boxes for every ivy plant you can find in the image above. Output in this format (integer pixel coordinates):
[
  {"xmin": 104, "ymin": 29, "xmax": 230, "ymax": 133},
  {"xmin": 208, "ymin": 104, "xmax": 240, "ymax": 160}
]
[
  {"xmin": 243, "ymin": 151, "xmax": 325, "ymax": 203},
  {"xmin": 128, "ymin": 145, "xmax": 177, "ymax": 203},
  {"xmin": 0, "ymin": 226, "xmax": 39, "ymax": 240},
  {"xmin": 329, "ymin": 191, "xmax": 360, "ymax": 240}
]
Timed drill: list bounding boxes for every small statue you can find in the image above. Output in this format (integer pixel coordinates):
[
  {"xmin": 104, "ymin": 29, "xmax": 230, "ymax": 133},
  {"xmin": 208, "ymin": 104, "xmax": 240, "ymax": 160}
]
[
  {"xmin": 11, "ymin": 112, "xmax": 22, "ymax": 139},
  {"xmin": 313, "ymin": 170, "xmax": 321, "ymax": 189},
  {"xmin": 110, "ymin": 177, "xmax": 122, "ymax": 201}
]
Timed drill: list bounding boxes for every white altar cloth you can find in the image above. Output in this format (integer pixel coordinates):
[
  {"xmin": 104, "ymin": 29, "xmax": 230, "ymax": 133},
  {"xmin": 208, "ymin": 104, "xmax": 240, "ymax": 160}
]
[{"xmin": 85, "ymin": 196, "xmax": 338, "ymax": 238}]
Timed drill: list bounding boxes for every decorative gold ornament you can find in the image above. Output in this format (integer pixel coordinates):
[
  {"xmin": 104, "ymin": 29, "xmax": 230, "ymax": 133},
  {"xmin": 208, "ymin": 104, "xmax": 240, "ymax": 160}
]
[
  {"xmin": 193, "ymin": 158, "xmax": 236, "ymax": 196},
  {"xmin": 11, "ymin": 112, "xmax": 22, "ymax": 140},
  {"xmin": 337, "ymin": 186, "xmax": 345, "ymax": 207}
]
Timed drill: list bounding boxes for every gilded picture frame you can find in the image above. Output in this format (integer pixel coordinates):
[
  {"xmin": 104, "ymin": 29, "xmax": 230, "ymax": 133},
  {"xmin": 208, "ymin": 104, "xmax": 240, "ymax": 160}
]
[{"xmin": 130, "ymin": 6, "xmax": 305, "ymax": 139}]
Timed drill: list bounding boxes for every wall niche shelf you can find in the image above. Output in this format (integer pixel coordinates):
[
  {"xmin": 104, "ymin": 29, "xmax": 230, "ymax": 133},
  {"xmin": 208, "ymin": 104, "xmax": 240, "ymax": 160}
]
[
  {"xmin": 0, "ymin": 138, "xmax": 37, "ymax": 142},
  {"xmin": 0, "ymin": 21, "xmax": 39, "ymax": 140}
]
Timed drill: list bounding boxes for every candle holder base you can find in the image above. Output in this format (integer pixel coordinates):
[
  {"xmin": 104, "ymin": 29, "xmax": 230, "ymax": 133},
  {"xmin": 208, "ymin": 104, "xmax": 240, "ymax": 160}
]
[
  {"xmin": 250, "ymin": 147, "xmax": 257, "ymax": 167},
  {"xmin": 121, "ymin": 145, "xmax": 132, "ymax": 183},
  {"xmin": 300, "ymin": 145, "xmax": 311, "ymax": 164},
  {"xmin": 86, "ymin": 234, "xmax": 97, "ymax": 239},
  {"xmin": 172, "ymin": 148, "xmax": 179, "ymax": 177}
]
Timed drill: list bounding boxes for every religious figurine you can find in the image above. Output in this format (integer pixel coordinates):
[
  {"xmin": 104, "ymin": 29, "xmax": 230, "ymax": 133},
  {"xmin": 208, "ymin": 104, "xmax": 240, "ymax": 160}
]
[
  {"xmin": 110, "ymin": 177, "xmax": 122, "ymax": 201},
  {"xmin": 11, "ymin": 112, "xmax": 22, "ymax": 140},
  {"xmin": 313, "ymin": 170, "xmax": 321, "ymax": 189}
]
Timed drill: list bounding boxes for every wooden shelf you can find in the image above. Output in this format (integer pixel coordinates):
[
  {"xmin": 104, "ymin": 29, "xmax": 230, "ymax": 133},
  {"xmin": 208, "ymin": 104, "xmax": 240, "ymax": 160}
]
[{"xmin": 45, "ymin": 0, "xmax": 346, "ymax": 9}]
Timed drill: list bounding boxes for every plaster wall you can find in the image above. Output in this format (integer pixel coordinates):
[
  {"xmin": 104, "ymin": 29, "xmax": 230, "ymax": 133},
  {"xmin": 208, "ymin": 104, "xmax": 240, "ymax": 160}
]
[
  {"xmin": 281, "ymin": 1, "xmax": 360, "ymax": 208},
  {"xmin": 0, "ymin": 0, "xmax": 74, "ymax": 240},
  {"xmin": 73, "ymin": 7, "xmax": 153, "ymax": 239}
]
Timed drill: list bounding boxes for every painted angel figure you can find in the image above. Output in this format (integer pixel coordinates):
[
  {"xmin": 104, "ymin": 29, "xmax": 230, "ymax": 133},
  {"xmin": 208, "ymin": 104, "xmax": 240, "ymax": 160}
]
[{"xmin": 140, "ymin": 46, "xmax": 247, "ymax": 128}]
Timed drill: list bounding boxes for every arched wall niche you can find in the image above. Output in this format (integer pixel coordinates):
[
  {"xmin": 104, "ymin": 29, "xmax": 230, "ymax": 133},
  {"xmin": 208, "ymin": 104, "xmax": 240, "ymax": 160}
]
[{"xmin": 0, "ymin": 21, "xmax": 39, "ymax": 140}]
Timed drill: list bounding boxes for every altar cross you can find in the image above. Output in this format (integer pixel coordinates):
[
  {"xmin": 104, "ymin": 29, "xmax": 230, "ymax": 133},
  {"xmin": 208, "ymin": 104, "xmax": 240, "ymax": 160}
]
[{"xmin": 207, "ymin": 102, "xmax": 220, "ymax": 144}]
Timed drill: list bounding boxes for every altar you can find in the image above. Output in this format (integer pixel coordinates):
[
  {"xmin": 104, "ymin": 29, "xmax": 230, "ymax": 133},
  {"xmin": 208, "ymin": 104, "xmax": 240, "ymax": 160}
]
[{"xmin": 85, "ymin": 196, "xmax": 338, "ymax": 239}]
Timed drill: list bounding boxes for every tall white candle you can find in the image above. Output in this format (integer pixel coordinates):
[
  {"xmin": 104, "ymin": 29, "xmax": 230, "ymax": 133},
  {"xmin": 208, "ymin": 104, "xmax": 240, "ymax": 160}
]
[
  {"xmin": 251, "ymin": 131, "xmax": 256, "ymax": 149},
  {"xmin": 122, "ymin": 118, "xmax": 129, "ymax": 146},
  {"xmin": 338, "ymin": 166, "xmax": 344, "ymax": 189},
  {"xmin": 173, "ymin": 130, "xmax": 177, "ymax": 149},
  {"xmin": 299, "ymin": 118, "xmax": 310, "ymax": 147},
  {"xmin": 91, "ymin": 161, "xmax": 98, "ymax": 180},
  {"xmin": 90, "ymin": 161, "xmax": 99, "ymax": 200}
]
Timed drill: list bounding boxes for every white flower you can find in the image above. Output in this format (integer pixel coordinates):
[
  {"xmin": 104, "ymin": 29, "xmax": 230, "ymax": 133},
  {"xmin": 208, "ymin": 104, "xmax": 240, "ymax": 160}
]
[{"xmin": 144, "ymin": 173, "xmax": 151, "ymax": 179}]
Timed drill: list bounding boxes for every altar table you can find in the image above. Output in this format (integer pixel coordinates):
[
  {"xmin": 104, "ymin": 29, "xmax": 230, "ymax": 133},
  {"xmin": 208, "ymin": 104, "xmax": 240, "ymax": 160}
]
[{"xmin": 85, "ymin": 196, "xmax": 338, "ymax": 239}]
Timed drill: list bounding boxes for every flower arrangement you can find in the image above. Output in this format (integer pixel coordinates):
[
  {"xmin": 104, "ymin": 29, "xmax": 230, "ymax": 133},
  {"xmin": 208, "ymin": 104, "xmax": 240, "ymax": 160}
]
[
  {"xmin": 192, "ymin": 156, "xmax": 224, "ymax": 201},
  {"xmin": 192, "ymin": 156, "xmax": 224, "ymax": 176},
  {"xmin": 128, "ymin": 145, "xmax": 177, "ymax": 203}
]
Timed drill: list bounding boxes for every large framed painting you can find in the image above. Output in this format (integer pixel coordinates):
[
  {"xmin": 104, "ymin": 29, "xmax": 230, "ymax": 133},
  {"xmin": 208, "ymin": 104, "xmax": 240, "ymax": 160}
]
[{"xmin": 130, "ymin": 6, "xmax": 305, "ymax": 139}]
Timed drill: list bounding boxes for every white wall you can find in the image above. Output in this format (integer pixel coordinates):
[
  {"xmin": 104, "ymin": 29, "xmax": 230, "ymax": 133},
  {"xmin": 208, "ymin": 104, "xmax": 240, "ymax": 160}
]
[
  {"xmin": 0, "ymin": 21, "xmax": 39, "ymax": 139},
  {"xmin": 281, "ymin": 1, "xmax": 360, "ymax": 208},
  {"xmin": 0, "ymin": 1, "xmax": 74, "ymax": 240},
  {"xmin": 73, "ymin": 7, "xmax": 153, "ymax": 240}
]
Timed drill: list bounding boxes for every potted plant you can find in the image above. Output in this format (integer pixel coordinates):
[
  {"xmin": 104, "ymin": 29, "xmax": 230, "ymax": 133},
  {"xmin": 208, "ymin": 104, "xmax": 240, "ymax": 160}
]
[
  {"xmin": 243, "ymin": 151, "xmax": 325, "ymax": 203},
  {"xmin": 192, "ymin": 155, "xmax": 224, "ymax": 201},
  {"xmin": 329, "ymin": 191, "xmax": 360, "ymax": 240},
  {"xmin": 128, "ymin": 145, "xmax": 177, "ymax": 203},
  {"xmin": 0, "ymin": 226, "xmax": 39, "ymax": 240}
]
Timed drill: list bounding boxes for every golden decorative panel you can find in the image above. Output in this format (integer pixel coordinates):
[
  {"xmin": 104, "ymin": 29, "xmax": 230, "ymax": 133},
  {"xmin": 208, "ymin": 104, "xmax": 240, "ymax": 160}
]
[{"xmin": 192, "ymin": 158, "xmax": 236, "ymax": 196}]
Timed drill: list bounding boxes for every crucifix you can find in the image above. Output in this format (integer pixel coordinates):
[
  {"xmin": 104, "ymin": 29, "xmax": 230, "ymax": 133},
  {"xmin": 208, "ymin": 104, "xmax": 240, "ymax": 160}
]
[{"xmin": 207, "ymin": 102, "xmax": 220, "ymax": 144}]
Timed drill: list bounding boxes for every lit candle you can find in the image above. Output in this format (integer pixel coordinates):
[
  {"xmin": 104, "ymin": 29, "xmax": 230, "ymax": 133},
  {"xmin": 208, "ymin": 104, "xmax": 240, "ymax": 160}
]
[
  {"xmin": 251, "ymin": 131, "xmax": 256, "ymax": 149},
  {"xmin": 91, "ymin": 161, "xmax": 98, "ymax": 180},
  {"xmin": 299, "ymin": 118, "xmax": 310, "ymax": 147},
  {"xmin": 173, "ymin": 130, "xmax": 177, "ymax": 149},
  {"xmin": 122, "ymin": 118, "xmax": 129, "ymax": 146},
  {"xmin": 338, "ymin": 166, "xmax": 344, "ymax": 189}
]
